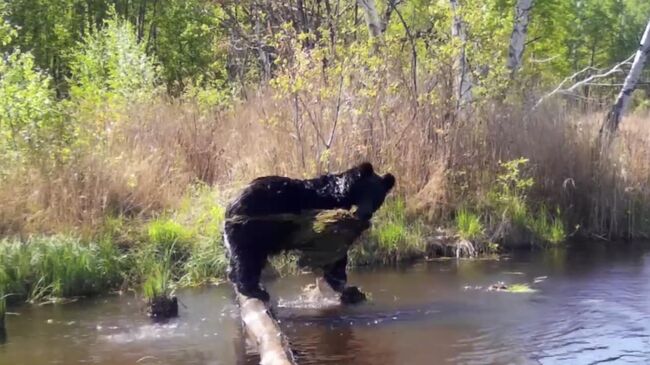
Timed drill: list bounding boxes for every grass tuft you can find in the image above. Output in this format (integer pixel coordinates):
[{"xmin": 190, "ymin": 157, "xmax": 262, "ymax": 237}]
[
  {"xmin": 350, "ymin": 198, "xmax": 426, "ymax": 266},
  {"xmin": 455, "ymin": 209, "xmax": 484, "ymax": 241},
  {"xmin": 526, "ymin": 206, "xmax": 567, "ymax": 245},
  {"xmin": 142, "ymin": 246, "xmax": 175, "ymax": 300},
  {"xmin": 147, "ymin": 218, "xmax": 192, "ymax": 262}
]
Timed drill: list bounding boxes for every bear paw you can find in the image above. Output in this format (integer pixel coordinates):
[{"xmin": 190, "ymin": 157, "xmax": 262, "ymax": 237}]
[
  {"xmin": 238, "ymin": 285, "xmax": 271, "ymax": 302},
  {"xmin": 340, "ymin": 286, "xmax": 366, "ymax": 305}
]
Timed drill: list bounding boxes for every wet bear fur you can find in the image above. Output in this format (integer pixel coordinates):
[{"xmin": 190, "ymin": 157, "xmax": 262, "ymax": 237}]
[{"xmin": 223, "ymin": 162, "xmax": 395, "ymax": 302}]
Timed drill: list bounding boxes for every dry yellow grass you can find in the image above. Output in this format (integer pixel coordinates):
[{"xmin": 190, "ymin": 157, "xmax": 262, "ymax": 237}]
[{"xmin": 1, "ymin": 83, "xmax": 649, "ymax": 240}]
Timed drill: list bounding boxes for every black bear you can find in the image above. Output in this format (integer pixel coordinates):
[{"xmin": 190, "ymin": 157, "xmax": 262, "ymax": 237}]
[{"xmin": 223, "ymin": 162, "xmax": 395, "ymax": 302}]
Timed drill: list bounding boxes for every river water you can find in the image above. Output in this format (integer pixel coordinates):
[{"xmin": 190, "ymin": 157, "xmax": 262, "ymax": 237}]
[{"xmin": 1, "ymin": 244, "xmax": 650, "ymax": 364}]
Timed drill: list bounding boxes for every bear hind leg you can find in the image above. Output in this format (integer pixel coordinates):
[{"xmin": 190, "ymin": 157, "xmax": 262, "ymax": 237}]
[{"xmin": 231, "ymin": 251, "xmax": 270, "ymax": 302}]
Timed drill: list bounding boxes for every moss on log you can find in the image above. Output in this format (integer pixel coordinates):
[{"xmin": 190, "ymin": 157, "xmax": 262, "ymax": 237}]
[{"xmin": 289, "ymin": 209, "xmax": 369, "ymax": 269}]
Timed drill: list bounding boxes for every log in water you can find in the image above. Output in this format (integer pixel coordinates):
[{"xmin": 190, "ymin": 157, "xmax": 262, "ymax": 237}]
[{"xmin": 238, "ymin": 293, "xmax": 297, "ymax": 365}]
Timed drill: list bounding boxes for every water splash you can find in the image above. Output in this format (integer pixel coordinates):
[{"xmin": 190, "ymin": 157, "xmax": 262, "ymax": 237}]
[{"xmin": 101, "ymin": 322, "xmax": 185, "ymax": 344}]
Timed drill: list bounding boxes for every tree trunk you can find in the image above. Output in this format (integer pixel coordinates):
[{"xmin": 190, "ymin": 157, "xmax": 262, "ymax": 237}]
[
  {"xmin": 296, "ymin": 0, "xmax": 308, "ymax": 33},
  {"xmin": 506, "ymin": 0, "xmax": 534, "ymax": 73},
  {"xmin": 356, "ymin": 0, "xmax": 382, "ymax": 37},
  {"xmin": 137, "ymin": 0, "xmax": 147, "ymax": 43},
  {"xmin": 449, "ymin": 0, "xmax": 472, "ymax": 114},
  {"xmin": 601, "ymin": 19, "xmax": 650, "ymax": 135}
]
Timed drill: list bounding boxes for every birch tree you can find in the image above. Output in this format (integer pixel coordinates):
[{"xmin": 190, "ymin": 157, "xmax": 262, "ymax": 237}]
[
  {"xmin": 506, "ymin": 0, "xmax": 534, "ymax": 73},
  {"xmin": 449, "ymin": 0, "xmax": 473, "ymax": 112},
  {"xmin": 601, "ymin": 19, "xmax": 650, "ymax": 135},
  {"xmin": 357, "ymin": 0, "xmax": 382, "ymax": 38}
]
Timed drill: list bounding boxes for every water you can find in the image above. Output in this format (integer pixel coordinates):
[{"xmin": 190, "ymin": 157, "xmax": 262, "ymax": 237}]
[{"xmin": 2, "ymin": 243, "xmax": 650, "ymax": 365}]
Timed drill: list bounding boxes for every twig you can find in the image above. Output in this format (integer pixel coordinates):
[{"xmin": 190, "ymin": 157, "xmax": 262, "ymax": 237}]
[{"xmin": 325, "ymin": 75, "xmax": 345, "ymax": 148}]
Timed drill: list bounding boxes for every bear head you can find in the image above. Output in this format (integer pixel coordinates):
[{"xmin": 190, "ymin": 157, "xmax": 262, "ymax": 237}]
[{"xmin": 347, "ymin": 162, "xmax": 395, "ymax": 220}]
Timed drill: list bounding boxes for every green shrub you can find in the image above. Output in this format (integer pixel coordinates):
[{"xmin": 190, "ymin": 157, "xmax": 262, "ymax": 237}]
[
  {"xmin": 69, "ymin": 13, "xmax": 157, "ymax": 115},
  {"xmin": 144, "ymin": 188, "xmax": 229, "ymax": 285},
  {"xmin": 175, "ymin": 186, "xmax": 225, "ymax": 236},
  {"xmin": 487, "ymin": 159, "xmax": 566, "ymax": 245},
  {"xmin": 488, "ymin": 158, "xmax": 533, "ymax": 225},
  {"xmin": 0, "ymin": 50, "xmax": 65, "ymax": 171},
  {"xmin": 0, "ymin": 2, "xmax": 16, "ymax": 47}
]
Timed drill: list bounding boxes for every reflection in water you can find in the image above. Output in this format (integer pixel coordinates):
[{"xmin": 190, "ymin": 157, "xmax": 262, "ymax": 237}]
[{"xmin": 1, "ymin": 244, "xmax": 650, "ymax": 364}]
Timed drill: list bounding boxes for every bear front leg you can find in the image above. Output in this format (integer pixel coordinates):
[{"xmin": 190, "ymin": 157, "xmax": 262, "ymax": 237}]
[
  {"xmin": 323, "ymin": 255, "xmax": 366, "ymax": 304},
  {"xmin": 323, "ymin": 255, "xmax": 348, "ymax": 292}
]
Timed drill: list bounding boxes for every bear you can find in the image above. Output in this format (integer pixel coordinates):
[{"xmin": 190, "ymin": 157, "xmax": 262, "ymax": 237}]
[{"xmin": 223, "ymin": 162, "xmax": 395, "ymax": 302}]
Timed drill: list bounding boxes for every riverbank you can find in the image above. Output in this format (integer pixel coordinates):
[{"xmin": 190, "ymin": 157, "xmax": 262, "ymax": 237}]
[
  {"xmin": 0, "ymin": 168, "xmax": 574, "ymax": 307},
  {"xmin": 1, "ymin": 128, "xmax": 649, "ymax": 306}
]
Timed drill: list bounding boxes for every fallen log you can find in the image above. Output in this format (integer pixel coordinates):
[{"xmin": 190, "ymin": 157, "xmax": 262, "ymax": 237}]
[{"xmin": 237, "ymin": 293, "xmax": 297, "ymax": 365}]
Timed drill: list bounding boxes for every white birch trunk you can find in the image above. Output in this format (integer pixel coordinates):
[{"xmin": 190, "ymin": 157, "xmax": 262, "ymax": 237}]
[
  {"xmin": 602, "ymin": 19, "xmax": 650, "ymax": 134},
  {"xmin": 507, "ymin": 0, "xmax": 534, "ymax": 72},
  {"xmin": 357, "ymin": 0, "xmax": 382, "ymax": 38},
  {"xmin": 449, "ymin": 0, "xmax": 473, "ymax": 112}
]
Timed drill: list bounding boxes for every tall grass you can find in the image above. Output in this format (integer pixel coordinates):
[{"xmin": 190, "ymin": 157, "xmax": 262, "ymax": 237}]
[
  {"xmin": 0, "ymin": 236, "xmax": 125, "ymax": 303},
  {"xmin": 175, "ymin": 187, "xmax": 228, "ymax": 286},
  {"xmin": 3, "ymin": 93, "xmax": 648, "ymax": 241},
  {"xmin": 179, "ymin": 236, "xmax": 228, "ymax": 286}
]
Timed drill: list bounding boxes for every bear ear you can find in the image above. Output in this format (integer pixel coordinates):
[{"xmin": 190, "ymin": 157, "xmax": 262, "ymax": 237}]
[
  {"xmin": 383, "ymin": 173, "xmax": 395, "ymax": 191},
  {"xmin": 357, "ymin": 162, "xmax": 374, "ymax": 177}
]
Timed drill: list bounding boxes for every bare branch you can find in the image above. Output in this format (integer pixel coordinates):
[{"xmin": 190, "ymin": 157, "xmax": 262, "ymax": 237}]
[
  {"xmin": 565, "ymin": 55, "xmax": 634, "ymax": 93},
  {"xmin": 533, "ymin": 54, "xmax": 635, "ymax": 110},
  {"xmin": 388, "ymin": 0, "xmax": 418, "ymax": 94}
]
